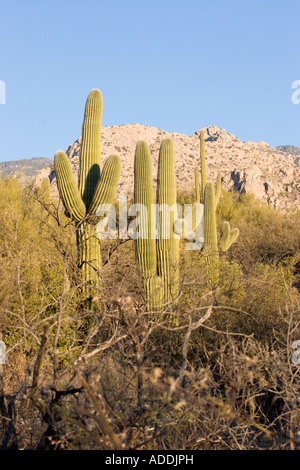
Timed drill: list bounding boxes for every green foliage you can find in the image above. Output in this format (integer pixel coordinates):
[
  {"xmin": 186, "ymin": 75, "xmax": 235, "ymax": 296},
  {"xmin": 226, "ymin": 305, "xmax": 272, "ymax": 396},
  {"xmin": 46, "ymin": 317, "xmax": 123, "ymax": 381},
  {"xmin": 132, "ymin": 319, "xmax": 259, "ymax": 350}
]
[
  {"xmin": 217, "ymin": 190, "xmax": 300, "ymax": 271},
  {"xmin": 1, "ymin": 114, "xmax": 300, "ymax": 451},
  {"xmin": 1, "ymin": 173, "xmax": 300, "ymax": 451},
  {"xmin": 0, "ymin": 176, "xmax": 80, "ymax": 351}
]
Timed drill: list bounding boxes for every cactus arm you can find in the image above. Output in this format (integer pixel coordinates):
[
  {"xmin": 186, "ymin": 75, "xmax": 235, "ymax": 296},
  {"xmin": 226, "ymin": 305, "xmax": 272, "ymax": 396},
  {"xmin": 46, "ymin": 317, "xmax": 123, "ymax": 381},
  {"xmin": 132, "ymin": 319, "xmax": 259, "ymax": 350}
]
[
  {"xmin": 195, "ymin": 167, "xmax": 201, "ymax": 203},
  {"xmin": 204, "ymin": 182, "xmax": 218, "ymax": 254},
  {"xmin": 219, "ymin": 221, "xmax": 239, "ymax": 251},
  {"xmin": 200, "ymin": 130, "xmax": 207, "ymax": 204},
  {"xmin": 88, "ymin": 154, "xmax": 121, "ymax": 217},
  {"xmin": 79, "ymin": 89, "xmax": 103, "ymax": 208},
  {"xmin": 41, "ymin": 177, "xmax": 51, "ymax": 198},
  {"xmin": 215, "ymin": 172, "xmax": 222, "ymax": 207},
  {"xmin": 203, "ymin": 182, "xmax": 219, "ymax": 286},
  {"xmin": 54, "ymin": 150, "xmax": 86, "ymax": 222}
]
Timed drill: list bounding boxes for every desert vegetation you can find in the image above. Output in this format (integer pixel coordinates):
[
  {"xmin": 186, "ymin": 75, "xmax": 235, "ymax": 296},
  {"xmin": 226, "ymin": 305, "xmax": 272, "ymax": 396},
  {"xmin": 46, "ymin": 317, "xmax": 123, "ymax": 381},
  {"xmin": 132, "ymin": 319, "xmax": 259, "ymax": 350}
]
[
  {"xmin": 0, "ymin": 90, "xmax": 299, "ymax": 451},
  {"xmin": 0, "ymin": 177, "xmax": 299, "ymax": 450}
]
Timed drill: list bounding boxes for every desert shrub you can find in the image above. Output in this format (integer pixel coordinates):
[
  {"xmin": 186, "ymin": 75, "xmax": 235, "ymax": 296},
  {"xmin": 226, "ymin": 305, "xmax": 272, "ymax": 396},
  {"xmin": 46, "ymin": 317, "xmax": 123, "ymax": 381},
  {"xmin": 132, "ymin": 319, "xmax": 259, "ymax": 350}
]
[
  {"xmin": 217, "ymin": 191, "xmax": 300, "ymax": 271},
  {"xmin": 0, "ymin": 177, "xmax": 82, "ymax": 353}
]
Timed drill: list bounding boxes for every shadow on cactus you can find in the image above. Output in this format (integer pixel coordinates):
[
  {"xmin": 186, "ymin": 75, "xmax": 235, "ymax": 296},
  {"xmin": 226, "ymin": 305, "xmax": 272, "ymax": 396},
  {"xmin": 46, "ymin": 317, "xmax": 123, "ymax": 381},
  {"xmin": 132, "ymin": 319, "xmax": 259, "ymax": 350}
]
[{"xmin": 54, "ymin": 89, "xmax": 121, "ymax": 300}]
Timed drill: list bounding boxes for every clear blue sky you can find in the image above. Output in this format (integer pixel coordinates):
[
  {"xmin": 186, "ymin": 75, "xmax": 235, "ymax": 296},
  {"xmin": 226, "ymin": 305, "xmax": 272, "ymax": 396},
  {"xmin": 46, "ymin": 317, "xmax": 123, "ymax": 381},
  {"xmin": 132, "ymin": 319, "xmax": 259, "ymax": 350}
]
[{"xmin": 0, "ymin": 0, "xmax": 299, "ymax": 162}]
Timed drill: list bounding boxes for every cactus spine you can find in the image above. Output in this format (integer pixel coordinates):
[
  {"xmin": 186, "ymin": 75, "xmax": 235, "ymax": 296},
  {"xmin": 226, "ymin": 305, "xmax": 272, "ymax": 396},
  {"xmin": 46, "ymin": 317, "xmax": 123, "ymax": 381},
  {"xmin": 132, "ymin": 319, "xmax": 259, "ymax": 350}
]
[
  {"xmin": 54, "ymin": 89, "xmax": 121, "ymax": 297},
  {"xmin": 134, "ymin": 139, "xmax": 179, "ymax": 310}
]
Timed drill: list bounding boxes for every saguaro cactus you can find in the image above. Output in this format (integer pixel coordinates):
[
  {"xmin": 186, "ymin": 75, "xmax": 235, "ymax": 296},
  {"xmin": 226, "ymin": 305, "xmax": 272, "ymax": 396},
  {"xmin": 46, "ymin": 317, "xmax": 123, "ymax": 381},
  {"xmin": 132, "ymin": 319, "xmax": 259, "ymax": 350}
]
[
  {"xmin": 134, "ymin": 140, "xmax": 161, "ymax": 307},
  {"xmin": 195, "ymin": 167, "xmax": 201, "ymax": 203},
  {"xmin": 156, "ymin": 139, "xmax": 180, "ymax": 304},
  {"xmin": 198, "ymin": 129, "xmax": 239, "ymax": 285},
  {"xmin": 219, "ymin": 221, "xmax": 240, "ymax": 252},
  {"xmin": 203, "ymin": 182, "xmax": 220, "ymax": 285},
  {"xmin": 134, "ymin": 139, "xmax": 180, "ymax": 310},
  {"xmin": 204, "ymin": 183, "xmax": 219, "ymax": 256},
  {"xmin": 194, "ymin": 131, "xmax": 221, "ymax": 206},
  {"xmin": 199, "ymin": 130, "xmax": 207, "ymax": 204},
  {"xmin": 54, "ymin": 89, "xmax": 121, "ymax": 296}
]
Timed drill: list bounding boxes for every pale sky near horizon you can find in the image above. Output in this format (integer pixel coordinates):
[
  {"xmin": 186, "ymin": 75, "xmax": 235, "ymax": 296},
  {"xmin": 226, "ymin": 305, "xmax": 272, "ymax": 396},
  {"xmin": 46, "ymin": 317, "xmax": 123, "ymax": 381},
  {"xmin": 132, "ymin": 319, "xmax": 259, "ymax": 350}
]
[{"xmin": 0, "ymin": 0, "xmax": 299, "ymax": 162}]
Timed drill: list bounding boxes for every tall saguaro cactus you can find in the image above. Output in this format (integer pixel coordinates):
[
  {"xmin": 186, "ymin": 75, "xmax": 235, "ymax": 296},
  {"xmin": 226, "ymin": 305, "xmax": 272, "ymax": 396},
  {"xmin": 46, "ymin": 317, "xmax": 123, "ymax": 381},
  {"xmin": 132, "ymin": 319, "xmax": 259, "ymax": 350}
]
[
  {"xmin": 203, "ymin": 182, "xmax": 220, "ymax": 285},
  {"xmin": 54, "ymin": 89, "xmax": 121, "ymax": 296},
  {"xmin": 134, "ymin": 141, "xmax": 160, "ymax": 306},
  {"xmin": 199, "ymin": 130, "xmax": 207, "ymax": 204},
  {"xmin": 195, "ymin": 130, "xmax": 222, "ymax": 208},
  {"xmin": 156, "ymin": 139, "xmax": 180, "ymax": 304},
  {"xmin": 197, "ymin": 130, "xmax": 239, "ymax": 286},
  {"xmin": 134, "ymin": 139, "xmax": 180, "ymax": 310}
]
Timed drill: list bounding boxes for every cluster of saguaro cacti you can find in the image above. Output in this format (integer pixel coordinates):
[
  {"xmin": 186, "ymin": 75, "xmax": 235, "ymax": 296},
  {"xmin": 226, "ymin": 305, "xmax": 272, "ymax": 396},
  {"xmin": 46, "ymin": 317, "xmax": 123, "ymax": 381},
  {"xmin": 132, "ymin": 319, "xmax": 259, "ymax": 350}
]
[
  {"xmin": 54, "ymin": 89, "xmax": 121, "ymax": 296},
  {"xmin": 53, "ymin": 88, "xmax": 238, "ymax": 305},
  {"xmin": 133, "ymin": 130, "xmax": 239, "ymax": 307},
  {"xmin": 134, "ymin": 139, "xmax": 180, "ymax": 310}
]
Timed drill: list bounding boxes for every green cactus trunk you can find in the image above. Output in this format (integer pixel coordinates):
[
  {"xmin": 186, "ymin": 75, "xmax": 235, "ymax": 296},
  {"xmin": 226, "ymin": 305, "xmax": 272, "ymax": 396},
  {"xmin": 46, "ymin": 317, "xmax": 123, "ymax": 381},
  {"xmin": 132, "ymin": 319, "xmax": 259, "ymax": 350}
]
[
  {"xmin": 215, "ymin": 172, "xmax": 222, "ymax": 207},
  {"xmin": 54, "ymin": 89, "xmax": 121, "ymax": 301},
  {"xmin": 196, "ymin": 133, "xmax": 239, "ymax": 288},
  {"xmin": 156, "ymin": 139, "xmax": 180, "ymax": 305},
  {"xmin": 200, "ymin": 130, "xmax": 207, "ymax": 204},
  {"xmin": 195, "ymin": 167, "xmax": 200, "ymax": 203},
  {"xmin": 204, "ymin": 182, "xmax": 219, "ymax": 287},
  {"xmin": 134, "ymin": 141, "xmax": 162, "ymax": 309},
  {"xmin": 77, "ymin": 221, "xmax": 102, "ymax": 292}
]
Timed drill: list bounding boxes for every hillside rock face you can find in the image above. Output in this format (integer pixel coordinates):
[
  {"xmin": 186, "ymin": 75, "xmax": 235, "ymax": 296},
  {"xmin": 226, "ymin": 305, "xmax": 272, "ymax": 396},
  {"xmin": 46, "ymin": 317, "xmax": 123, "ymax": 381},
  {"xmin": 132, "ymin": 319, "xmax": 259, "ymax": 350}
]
[
  {"xmin": 35, "ymin": 124, "xmax": 300, "ymax": 211},
  {"xmin": 0, "ymin": 157, "xmax": 53, "ymax": 181}
]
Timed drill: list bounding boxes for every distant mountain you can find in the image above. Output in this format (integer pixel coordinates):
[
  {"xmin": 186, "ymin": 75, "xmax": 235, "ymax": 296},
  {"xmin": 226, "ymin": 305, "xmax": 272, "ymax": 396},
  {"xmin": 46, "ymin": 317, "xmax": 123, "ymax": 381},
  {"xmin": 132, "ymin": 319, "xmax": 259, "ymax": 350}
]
[
  {"xmin": 0, "ymin": 157, "xmax": 53, "ymax": 181},
  {"xmin": 276, "ymin": 145, "xmax": 300, "ymax": 156},
  {"xmin": 4, "ymin": 124, "xmax": 299, "ymax": 211},
  {"xmin": 34, "ymin": 124, "xmax": 299, "ymax": 211}
]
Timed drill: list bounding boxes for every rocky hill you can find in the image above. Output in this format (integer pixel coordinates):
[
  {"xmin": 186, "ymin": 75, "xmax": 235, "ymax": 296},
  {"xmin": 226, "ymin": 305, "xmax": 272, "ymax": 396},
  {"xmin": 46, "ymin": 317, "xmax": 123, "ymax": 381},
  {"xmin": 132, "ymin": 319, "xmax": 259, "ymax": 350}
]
[
  {"xmin": 33, "ymin": 124, "xmax": 300, "ymax": 211},
  {"xmin": 276, "ymin": 145, "xmax": 300, "ymax": 156},
  {"xmin": 0, "ymin": 157, "xmax": 53, "ymax": 181}
]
